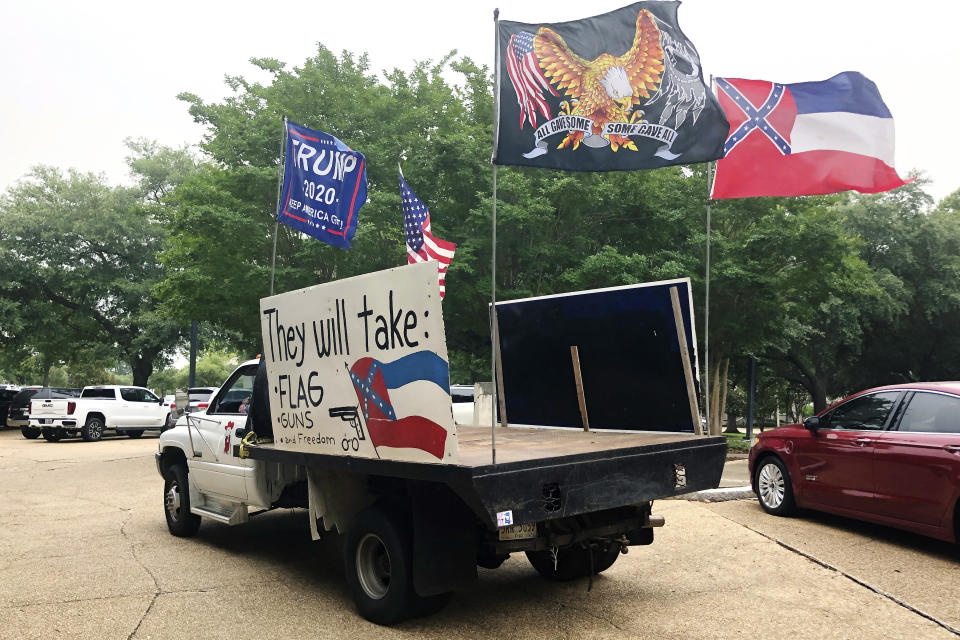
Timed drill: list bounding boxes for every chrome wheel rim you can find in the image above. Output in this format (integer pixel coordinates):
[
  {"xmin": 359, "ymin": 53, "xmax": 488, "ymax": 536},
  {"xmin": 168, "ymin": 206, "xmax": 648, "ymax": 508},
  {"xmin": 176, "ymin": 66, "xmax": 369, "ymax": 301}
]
[
  {"xmin": 165, "ymin": 482, "xmax": 181, "ymax": 522},
  {"xmin": 356, "ymin": 533, "xmax": 391, "ymax": 600},
  {"xmin": 758, "ymin": 462, "xmax": 785, "ymax": 509},
  {"xmin": 90, "ymin": 421, "xmax": 102, "ymax": 438}
]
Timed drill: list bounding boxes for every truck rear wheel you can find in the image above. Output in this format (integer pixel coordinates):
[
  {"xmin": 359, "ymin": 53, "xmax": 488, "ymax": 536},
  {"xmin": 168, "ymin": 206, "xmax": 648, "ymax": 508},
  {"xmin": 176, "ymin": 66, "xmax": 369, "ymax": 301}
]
[
  {"xmin": 21, "ymin": 427, "xmax": 41, "ymax": 439},
  {"xmin": 526, "ymin": 542, "xmax": 622, "ymax": 581},
  {"xmin": 344, "ymin": 506, "xmax": 426, "ymax": 625},
  {"xmin": 81, "ymin": 417, "xmax": 104, "ymax": 442},
  {"xmin": 41, "ymin": 427, "xmax": 63, "ymax": 442},
  {"xmin": 163, "ymin": 463, "xmax": 201, "ymax": 537}
]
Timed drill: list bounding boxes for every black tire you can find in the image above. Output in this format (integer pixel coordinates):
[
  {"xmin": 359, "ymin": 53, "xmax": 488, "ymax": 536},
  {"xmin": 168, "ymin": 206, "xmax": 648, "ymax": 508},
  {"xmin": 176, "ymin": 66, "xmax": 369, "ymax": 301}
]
[
  {"xmin": 81, "ymin": 416, "xmax": 104, "ymax": 442},
  {"xmin": 344, "ymin": 506, "xmax": 422, "ymax": 625},
  {"xmin": 127, "ymin": 430, "xmax": 144, "ymax": 439},
  {"xmin": 163, "ymin": 463, "xmax": 201, "ymax": 537},
  {"xmin": 526, "ymin": 543, "xmax": 622, "ymax": 581},
  {"xmin": 21, "ymin": 426, "xmax": 41, "ymax": 439},
  {"xmin": 755, "ymin": 456, "xmax": 797, "ymax": 516},
  {"xmin": 41, "ymin": 427, "xmax": 63, "ymax": 442}
]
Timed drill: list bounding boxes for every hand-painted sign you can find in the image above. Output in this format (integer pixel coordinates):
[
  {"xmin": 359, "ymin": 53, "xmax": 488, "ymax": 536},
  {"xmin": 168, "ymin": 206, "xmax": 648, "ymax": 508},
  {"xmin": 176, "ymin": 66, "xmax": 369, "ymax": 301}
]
[
  {"xmin": 259, "ymin": 262, "xmax": 458, "ymax": 463},
  {"xmin": 277, "ymin": 120, "xmax": 367, "ymax": 249}
]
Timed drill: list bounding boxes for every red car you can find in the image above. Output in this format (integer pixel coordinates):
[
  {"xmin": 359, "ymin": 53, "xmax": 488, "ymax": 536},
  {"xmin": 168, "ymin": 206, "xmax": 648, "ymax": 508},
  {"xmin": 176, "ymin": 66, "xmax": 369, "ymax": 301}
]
[{"xmin": 749, "ymin": 382, "xmax": 960, "ymax": 543}]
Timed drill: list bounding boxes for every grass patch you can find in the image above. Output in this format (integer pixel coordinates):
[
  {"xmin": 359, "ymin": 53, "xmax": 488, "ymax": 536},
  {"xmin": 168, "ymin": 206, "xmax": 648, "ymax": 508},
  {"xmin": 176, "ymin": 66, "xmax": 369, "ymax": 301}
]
[{"xmin": 724, "ymin": 434, "xmax": 753, "ymax": 453}]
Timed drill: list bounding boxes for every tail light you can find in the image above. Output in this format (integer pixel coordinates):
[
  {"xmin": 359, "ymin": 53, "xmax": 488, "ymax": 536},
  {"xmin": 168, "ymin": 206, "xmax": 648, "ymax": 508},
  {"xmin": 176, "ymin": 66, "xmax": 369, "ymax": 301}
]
[
  {"xmin": 198, "ymin": 402, "xmax": 209, "ymax": 409},
  {"xmin": 170, "ymin": 403, "xmax": 176, "ymax": 410},
  {"xmin": 67, "ymin": 401, "xmax": 76, "ymax": 415}
]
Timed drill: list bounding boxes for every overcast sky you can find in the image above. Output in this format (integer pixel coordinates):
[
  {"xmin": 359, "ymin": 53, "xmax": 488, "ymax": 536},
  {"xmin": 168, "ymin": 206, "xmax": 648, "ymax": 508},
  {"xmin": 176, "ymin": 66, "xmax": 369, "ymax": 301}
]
[{"xmin": 2, "ymin": 0, "xmax": 956, "ymax": 200}]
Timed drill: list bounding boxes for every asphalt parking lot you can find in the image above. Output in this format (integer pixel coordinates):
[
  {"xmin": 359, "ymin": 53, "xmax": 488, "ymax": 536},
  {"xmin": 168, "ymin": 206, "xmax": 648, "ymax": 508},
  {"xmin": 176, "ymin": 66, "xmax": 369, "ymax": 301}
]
[{"xmin": 0, "ymin": 428, "xmax": 957, "ymax": 639}]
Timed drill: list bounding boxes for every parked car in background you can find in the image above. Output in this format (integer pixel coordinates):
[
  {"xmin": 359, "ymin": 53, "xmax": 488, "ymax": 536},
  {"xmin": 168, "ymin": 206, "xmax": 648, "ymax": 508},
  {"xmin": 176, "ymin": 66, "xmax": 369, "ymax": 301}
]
[
  {"xmin": 186, "ymin": 387, "xmax": 217, "ymax": 413},
  {"xmin": 12, "ymin": 387, "xmax": 79, "ymax": 438},
  {"xmin": 29, "ymin": 385, "xmax": 169, "ymax": 442},
  {"xmin": 750, "ymin": 382, "xmax": 960, "ymax": 543},
  {"xmin": 0, "ymin": 386, "xmax": 21, "ymax": 427},
  {"xmin": 450, "ymin": 384, "xmax": 474, "ymax": 425},
  {"xmin": 162, "ymin": 395, "xmax": 178, "ymax": 428}
]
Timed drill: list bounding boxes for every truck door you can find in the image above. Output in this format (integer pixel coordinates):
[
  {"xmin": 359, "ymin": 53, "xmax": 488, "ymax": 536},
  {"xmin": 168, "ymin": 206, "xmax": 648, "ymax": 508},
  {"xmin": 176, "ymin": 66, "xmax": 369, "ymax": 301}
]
[
  {"xmin": 136, "ymin": 388, "xmax": 164, "ymax": 426},
  {"xmin": 115, "ymin": 388, "xmax": 138, "ymax": 426},
  {"xmin": 187, "ymin": 365, "xmax": 257, "ymax": 500}
]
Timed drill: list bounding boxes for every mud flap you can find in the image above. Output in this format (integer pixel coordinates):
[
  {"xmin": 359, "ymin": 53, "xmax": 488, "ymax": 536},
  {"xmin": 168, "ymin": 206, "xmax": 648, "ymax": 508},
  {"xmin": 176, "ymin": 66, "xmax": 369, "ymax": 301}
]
[{"xmin": 410, "ymin": 482, "xmax": 478, "ymax": 597}]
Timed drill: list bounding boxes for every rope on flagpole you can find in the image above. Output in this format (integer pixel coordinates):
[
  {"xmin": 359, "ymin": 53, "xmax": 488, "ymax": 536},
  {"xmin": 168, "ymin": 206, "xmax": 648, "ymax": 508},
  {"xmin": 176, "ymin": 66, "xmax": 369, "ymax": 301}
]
[
  {"xmin": 489, "ymin": 8, "xmax": 501, "ymax": 466},
  {"xmin": 270, "ymin": 116, "xmax": 288, "ymax": 296}
]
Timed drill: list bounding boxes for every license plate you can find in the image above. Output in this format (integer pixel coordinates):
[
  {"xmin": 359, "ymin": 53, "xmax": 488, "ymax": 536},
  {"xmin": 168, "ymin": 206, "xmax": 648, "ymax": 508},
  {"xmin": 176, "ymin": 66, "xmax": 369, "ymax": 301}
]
[{"xmin": 498, "ymin": 523, "xmax": 537, "ymax": 541}]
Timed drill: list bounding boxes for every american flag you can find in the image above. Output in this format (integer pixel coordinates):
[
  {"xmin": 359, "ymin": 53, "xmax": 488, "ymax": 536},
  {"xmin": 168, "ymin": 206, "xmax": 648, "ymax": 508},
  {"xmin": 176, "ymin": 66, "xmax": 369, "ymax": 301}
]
[
  {"xmin": 399, "ymin": 169, "xmax": 456, "ymax": 299},
  {"xmin": 506, "ymin": 31, "xmax": 558, "ymax": 128}
]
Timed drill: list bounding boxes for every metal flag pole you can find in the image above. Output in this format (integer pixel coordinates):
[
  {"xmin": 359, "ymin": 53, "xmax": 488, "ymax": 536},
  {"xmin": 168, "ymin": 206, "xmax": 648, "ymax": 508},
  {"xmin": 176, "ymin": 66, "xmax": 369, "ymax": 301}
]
[
  {"xmin": 704, "ymin": 160, "xmax": 713, "ymax": 435},
  {"xmin": 489, "ymin": 8, "xmax": 501, "ymax": 465},
  {"xmin": 704, "ymin": 76, "xmax": 715, "ymax": 436},
  {"xmin": 270, "ymin": 116, "xmax": 288, "ymax": 296}
]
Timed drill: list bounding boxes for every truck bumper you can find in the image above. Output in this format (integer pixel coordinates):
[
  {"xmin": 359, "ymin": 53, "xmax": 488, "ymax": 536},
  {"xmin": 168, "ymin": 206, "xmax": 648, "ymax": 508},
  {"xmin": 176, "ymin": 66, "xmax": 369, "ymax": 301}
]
[{"xmin": 154, "ymin": 452, "xmax": 163, "ymax": 477}]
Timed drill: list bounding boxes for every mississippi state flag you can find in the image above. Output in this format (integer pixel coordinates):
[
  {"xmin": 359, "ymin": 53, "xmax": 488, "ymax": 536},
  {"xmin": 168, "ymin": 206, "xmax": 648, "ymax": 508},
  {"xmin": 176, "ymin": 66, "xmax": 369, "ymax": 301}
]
[
  {"xmin": 348, "ymin": 351, "xmax": 451, "ymax": 460},
  {"xmin": 711, "ymin": 72, "xmax": 909, "ymax": 199}
]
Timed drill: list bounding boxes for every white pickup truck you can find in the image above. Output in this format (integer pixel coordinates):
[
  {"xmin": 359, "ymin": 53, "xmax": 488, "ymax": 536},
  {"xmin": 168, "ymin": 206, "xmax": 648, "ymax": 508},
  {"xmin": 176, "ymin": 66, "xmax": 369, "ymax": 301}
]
[
  {"xmin": 30, "ymin": 385, "xmax": 171, "ymax": 442},
  {"xmin": 156, "ymin": 265, "xmax": 726, "ymax": 625}
]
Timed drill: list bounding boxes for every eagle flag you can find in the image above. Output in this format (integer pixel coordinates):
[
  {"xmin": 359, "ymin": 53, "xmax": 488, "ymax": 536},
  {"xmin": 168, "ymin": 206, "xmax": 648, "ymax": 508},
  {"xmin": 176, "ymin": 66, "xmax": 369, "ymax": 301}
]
[
  {"xmin": 711, "ymin": 73, "xmax": 910, "ymax": 199},
  {"xmin": 399, "ymin": 169, "xmax": 456, "ymax": 299},
  {"xmin": 278, "ymin": 120, "xmax": 367, "ymax": 249},
  {"xmin": 494, "ymin": 2, "xmax": 728, "ymax": 171},
  {"xmin": 347, "ymin": 351, "xmax": 451, "ymax": 460}
]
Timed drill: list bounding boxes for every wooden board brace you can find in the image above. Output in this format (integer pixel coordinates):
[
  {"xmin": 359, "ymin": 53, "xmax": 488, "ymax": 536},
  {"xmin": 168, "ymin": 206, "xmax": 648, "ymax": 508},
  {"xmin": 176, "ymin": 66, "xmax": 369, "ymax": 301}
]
[
  {"xmin": 492, "ymin": 307, "xmax": 508, "ymax": 428},
  {"xmin": 670, "ymin": 286, "xmax": 703, "ymax": 436},
  {"xmin": 570, "ymin": 346, "xmax": 590, "ymax": 432}
]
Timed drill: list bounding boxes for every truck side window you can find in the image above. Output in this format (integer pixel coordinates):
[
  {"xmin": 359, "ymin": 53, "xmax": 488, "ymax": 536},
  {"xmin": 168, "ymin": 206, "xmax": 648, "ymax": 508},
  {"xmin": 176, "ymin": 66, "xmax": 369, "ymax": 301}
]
[
  {"xmin": 120, "ymin": 388, "xmax": 140, "ymax": 402},
  {"xmin": 209, "ymin": 367, "xmax": 257, "ymax": 415}
]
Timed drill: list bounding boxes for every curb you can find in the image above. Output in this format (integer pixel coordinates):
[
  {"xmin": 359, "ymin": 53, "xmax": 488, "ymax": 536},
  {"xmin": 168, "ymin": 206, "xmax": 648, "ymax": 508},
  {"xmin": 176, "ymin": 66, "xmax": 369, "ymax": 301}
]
[{"xmin": 683, "ymin": 485, "xmax": 756, "ymax": 502}]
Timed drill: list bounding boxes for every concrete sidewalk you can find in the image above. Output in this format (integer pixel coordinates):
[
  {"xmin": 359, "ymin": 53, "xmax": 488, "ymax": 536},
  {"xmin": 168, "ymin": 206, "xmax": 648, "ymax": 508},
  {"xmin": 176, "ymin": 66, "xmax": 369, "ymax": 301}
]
[{"xmin": 683, "ymin": 458, "xmax": 755, "ymax": 502}]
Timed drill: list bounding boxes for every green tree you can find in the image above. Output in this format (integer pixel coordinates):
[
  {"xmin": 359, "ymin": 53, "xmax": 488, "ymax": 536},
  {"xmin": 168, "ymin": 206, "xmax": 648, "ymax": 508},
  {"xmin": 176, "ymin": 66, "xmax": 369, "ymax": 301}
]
[{"xmin": 0, "ymin": 165, "xmax": 179, "ymax": 386}]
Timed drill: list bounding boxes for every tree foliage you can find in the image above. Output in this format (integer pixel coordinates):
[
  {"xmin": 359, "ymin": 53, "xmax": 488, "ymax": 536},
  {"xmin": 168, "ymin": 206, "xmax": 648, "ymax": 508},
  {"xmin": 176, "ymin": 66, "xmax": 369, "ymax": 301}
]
[{"xmin": 3, "ymin": 42, "xmax": 959, "ymax": 422}]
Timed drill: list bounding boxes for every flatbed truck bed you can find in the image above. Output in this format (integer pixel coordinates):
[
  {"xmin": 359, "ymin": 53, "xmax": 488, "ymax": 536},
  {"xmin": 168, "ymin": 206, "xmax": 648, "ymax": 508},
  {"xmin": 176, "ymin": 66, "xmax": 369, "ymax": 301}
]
[{"xmin": 238, "ymin": 426, "xmax": 726, "ymax": 528}]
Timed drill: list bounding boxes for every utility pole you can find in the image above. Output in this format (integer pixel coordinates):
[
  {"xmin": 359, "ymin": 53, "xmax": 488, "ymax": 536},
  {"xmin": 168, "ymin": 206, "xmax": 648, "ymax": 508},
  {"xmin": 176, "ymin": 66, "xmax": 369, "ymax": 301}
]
[{"xmin": 188, "ymin": 321, "xmax": 198, "ymax": 388}]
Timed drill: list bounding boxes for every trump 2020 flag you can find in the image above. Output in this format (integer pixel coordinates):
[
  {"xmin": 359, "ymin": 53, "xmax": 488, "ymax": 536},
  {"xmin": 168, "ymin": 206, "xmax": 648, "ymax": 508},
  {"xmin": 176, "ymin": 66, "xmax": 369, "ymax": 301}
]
[
  {"xmin": 711, "ymin": 72, "xmax": 910, "ymax": 198},
  {"xmin": 494, "ymin": 2, "xmax": 728, "ymax": 171},
  {"xmin": 399, "ymin": 169, "xmax": 456, "ymax": 298},
  {"xmin": 348, "ymin": 351, "xmax": 451, "ymax": 460},
  {"xmin": 278, "ymin": 120, "xmax": 367, "ymax": 248}
]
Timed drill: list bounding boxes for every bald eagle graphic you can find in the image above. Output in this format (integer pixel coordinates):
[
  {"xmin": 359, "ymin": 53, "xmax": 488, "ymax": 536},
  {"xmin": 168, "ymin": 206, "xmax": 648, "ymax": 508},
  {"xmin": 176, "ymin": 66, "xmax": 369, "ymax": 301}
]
[{"xmin": 509, "ymin": 9, "xmax": 665, "ymax": 152}]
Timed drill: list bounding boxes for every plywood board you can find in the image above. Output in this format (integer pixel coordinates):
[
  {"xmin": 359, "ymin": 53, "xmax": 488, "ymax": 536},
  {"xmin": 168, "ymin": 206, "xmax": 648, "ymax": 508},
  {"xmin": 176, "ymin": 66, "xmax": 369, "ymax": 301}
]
[
  {"xmin": 495, "ymin": 278, "xmax": 700, "ymax": 432},
  {"xmin": 259, "ymin": 262, "xmax": 458, "ymax": 463}
]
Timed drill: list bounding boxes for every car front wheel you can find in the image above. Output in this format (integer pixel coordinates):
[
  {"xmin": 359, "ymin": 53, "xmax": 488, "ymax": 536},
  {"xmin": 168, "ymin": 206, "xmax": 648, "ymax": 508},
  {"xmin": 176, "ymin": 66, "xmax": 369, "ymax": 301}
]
[{"xmin": 755, "ymin": 456, "xmax": 796, "ymax": 516}]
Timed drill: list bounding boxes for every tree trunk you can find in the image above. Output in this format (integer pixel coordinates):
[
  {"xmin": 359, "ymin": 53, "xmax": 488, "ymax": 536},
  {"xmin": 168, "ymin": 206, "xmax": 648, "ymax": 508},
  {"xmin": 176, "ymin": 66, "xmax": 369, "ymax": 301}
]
[
  {"xmin": 720, "ymin": 359, "xmax": 739, "ymax": 433},
  {"xmin": 42, "ymin": 362, "xmax": 51, "ymax": 387},
  {"xmin": 726, "ymin": 407, "xmax": 738, "ymax": 435},
  {"xmin": 131, "ymin": 350, "xmax": 157, "ymax": 387},
  {"xmin": 710, "ymin": 360, "xmax": 722, "ymax": 435},
  {"xmin": 811, "ymin": 378, "xmax": 828, "ymax": 414}
]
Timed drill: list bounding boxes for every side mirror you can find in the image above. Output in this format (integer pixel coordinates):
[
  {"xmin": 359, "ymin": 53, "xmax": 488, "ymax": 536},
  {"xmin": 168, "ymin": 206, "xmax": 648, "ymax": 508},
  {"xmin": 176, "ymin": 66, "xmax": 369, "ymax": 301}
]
[{"xmin": 803, "ymin": 416, "xmax": 821, "ymax": 432}]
